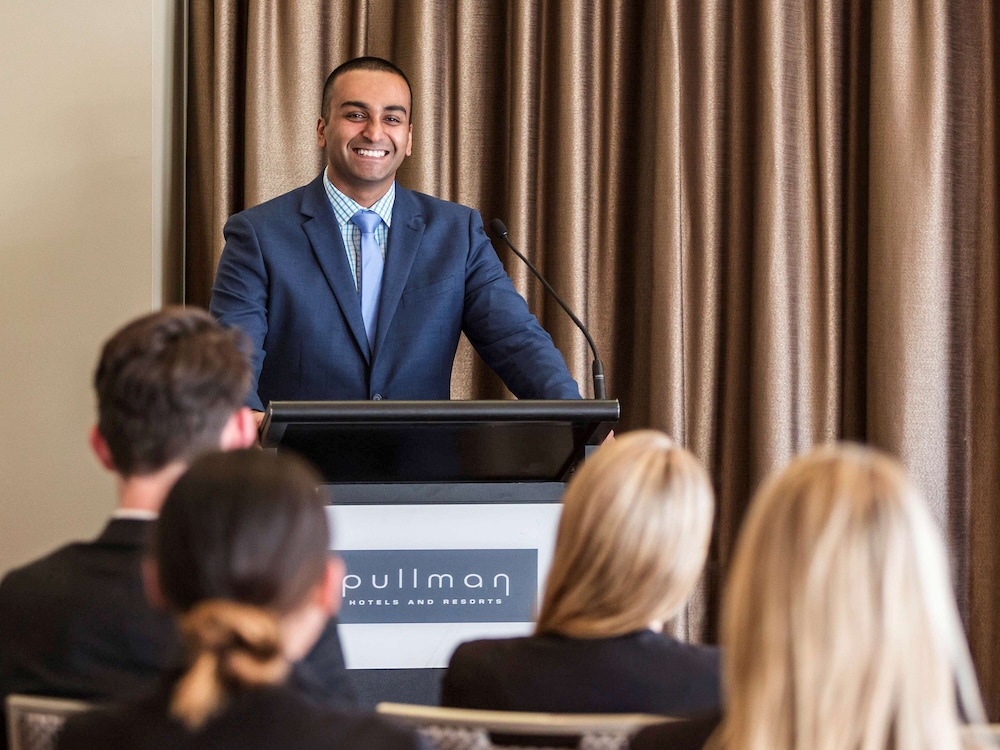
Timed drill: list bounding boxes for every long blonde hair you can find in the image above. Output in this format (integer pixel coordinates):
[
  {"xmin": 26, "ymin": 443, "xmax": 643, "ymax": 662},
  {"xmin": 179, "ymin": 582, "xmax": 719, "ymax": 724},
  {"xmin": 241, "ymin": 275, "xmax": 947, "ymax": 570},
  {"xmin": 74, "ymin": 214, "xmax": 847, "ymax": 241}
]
[
  {"xmin": 716, "ymin": 443, "xmax": 990, "ymax": 750},
  {"xmin": 536, "ymin": 430, "xmax": 714, "ymax": 638}
]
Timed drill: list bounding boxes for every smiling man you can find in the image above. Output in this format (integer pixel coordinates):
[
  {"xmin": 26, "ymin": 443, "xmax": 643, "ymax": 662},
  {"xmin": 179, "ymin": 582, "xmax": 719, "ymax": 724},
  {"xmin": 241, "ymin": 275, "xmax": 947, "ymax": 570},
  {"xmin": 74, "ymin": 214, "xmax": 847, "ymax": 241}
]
[{"xmin": 210, "ymin": 56, "xmax": 580, "ymax": 416}]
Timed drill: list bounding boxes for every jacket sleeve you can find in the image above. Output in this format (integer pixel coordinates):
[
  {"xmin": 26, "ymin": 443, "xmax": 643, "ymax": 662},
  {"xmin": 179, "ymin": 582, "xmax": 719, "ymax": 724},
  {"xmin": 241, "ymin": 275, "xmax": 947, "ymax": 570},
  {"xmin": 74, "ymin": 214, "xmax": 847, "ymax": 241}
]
[
  {"xmin": 461, "ymin": 211, "xmax": 581, "ymax": 400},
  {"xmin": 209, "ymin": 211, "xmax": 270, "ymax": 411}
]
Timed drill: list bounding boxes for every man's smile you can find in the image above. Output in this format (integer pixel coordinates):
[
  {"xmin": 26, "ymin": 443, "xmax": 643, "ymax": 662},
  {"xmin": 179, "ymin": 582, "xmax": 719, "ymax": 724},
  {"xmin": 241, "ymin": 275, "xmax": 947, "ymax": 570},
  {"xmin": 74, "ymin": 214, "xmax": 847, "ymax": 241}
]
[{"xmin": 353, "ymin": 147, "xmax": 389, "ymax": 158}]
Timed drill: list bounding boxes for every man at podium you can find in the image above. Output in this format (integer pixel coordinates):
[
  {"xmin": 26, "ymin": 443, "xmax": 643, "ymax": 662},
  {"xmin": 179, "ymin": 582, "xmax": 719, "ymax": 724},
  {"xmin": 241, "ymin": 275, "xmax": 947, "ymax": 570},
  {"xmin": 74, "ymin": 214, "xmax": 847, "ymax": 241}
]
[{"xmin": 210, "ymin": 56, "xmax": 580, "ymax": 418}]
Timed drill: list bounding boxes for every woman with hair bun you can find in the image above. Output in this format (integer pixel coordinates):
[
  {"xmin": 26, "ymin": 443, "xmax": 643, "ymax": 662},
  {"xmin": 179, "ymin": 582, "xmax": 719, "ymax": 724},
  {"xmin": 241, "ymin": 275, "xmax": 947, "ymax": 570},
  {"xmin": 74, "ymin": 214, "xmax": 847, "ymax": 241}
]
[
  {"xmin": 633, "ymin": 443, "xmax": 995, "ymax": 750},
  {"xmin": 58, "ymin": 449, "xmax": 423, "ymax": 750},
  {"xmin": 441, "ymin": 430, "xmax": 720, "ymax": 716}
]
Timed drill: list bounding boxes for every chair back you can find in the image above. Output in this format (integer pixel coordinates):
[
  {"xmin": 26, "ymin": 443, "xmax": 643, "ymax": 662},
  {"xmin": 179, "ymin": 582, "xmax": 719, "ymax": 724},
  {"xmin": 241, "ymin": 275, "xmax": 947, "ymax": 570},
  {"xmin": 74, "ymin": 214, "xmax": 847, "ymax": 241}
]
[
  {"xmin": 963, "ymin": 724, "xmax": 1000, "ymax": 746},
  {"xmin": 6, "ymin": 695, "xmax": 91, "ymax": 750},
  {"xmin": 377, "ymin": 702, "xmax": 671, "ymax": 750}
]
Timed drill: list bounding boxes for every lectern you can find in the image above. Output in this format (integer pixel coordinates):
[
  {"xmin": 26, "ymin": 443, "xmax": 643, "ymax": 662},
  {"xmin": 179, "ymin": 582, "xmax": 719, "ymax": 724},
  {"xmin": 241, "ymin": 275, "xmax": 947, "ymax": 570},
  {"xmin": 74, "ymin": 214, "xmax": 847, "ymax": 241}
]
[{"xmin": 260, "ymin": 399, "xmax": 619, "ymax": 708}]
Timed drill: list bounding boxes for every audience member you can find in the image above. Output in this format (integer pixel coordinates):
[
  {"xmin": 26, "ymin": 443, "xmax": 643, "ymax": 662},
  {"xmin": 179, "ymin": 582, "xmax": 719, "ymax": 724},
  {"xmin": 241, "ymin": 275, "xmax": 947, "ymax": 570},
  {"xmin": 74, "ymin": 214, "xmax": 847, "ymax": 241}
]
[
  {"xmin": 440, "ymin": 430, "xmax": 719, "ymax": 715},
  {"xmin": 0, "ymin": 308, "xmax": 354, "ymax": 749},
  {"xmin": 58, "ymin": 449, "xmax": 423, "ymax": 750},
  {"xmin": 632, "ymin": 443, "xmax": 993, "ymax": 750}
]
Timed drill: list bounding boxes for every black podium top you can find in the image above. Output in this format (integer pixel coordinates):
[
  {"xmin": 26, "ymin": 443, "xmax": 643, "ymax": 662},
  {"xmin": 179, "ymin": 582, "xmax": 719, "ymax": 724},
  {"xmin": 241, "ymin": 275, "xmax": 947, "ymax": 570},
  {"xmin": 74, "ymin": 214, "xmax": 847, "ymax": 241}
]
[{"xmin": 259, "ymin": 400, "xmax": 619, "ymax": 484}]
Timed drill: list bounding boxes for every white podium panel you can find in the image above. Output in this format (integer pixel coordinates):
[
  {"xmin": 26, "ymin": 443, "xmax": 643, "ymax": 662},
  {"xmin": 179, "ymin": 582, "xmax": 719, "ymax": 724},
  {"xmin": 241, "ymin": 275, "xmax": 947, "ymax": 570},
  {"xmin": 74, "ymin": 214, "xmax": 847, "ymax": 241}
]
[{"xmin": 327, "ymin": 503, "xmax": 562, "ymax": 669}]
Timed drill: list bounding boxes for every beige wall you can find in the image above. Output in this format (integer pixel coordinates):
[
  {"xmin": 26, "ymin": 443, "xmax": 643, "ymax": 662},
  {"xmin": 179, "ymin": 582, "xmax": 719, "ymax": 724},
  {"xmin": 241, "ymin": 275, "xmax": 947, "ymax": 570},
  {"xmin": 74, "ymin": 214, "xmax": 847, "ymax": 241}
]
[{"xmin": 0, "ymin": 1, "xmax": 182, "ymax": 574}]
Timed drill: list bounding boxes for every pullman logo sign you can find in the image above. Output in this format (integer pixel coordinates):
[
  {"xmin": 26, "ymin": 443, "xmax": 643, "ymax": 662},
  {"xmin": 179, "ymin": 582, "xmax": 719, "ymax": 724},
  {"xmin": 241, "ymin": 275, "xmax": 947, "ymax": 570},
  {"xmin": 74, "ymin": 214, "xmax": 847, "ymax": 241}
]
[{"xmin": 339, "ymin": 549, "xmax": 537, "ymax": 624}]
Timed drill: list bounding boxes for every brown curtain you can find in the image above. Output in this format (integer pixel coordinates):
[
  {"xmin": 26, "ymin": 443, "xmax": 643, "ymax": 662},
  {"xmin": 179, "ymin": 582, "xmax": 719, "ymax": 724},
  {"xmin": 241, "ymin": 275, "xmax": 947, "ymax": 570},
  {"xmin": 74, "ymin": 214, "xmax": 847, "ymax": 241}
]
[{"xmin": 186, "ymin": 0, "xmax": 1000, "ymax": 718}]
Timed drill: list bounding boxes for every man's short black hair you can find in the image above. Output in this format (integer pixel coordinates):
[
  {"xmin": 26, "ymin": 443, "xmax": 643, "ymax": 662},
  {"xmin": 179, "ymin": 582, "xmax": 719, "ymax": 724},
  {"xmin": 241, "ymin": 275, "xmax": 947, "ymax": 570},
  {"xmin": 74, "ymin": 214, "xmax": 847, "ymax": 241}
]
[{"xmin": 320, "ymin": 56, "xmax": 412, "ymax": 121}]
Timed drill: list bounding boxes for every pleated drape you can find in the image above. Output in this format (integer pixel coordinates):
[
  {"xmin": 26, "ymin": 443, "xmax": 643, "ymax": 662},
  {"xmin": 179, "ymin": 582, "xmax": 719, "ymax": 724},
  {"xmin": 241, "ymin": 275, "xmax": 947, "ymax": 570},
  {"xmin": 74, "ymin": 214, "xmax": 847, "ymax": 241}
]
[{"xmin": 186, "ymin": 0, "xmax": 1000, "ymax": 717}]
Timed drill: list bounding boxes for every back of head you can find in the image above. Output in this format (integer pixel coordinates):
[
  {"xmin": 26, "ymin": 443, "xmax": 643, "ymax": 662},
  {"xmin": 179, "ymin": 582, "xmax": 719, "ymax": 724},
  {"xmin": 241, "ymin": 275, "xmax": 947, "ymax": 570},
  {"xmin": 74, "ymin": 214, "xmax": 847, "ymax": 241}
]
[
  {"xmin": 154, "ymin": 449, "xmax": 330, "ymax": 729},
  {"xmin": 719, "ymin": 443, "xmax": 988, "ymax": 750},
  {"xmin": 536, "ymin": 430, "xmax": 715, "ymax": 638},
  {"xmin": 94, "ymin": 306, "xmax": 250, "ymax": 476}
]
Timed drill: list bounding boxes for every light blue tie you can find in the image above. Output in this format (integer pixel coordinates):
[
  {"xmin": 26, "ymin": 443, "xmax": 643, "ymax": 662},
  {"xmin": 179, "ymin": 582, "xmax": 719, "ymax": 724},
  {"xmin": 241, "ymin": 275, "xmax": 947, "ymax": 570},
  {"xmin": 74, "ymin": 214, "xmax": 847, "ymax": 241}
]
[{"xmin": 350, "ymin": 209, "xmax": 384, "ymax": 351}]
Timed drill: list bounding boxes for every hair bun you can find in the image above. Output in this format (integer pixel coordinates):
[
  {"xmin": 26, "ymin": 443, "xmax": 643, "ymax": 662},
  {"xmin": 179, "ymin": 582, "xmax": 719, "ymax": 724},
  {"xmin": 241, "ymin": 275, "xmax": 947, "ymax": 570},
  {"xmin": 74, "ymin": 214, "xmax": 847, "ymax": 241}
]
[
  {"xmin": 182, "ymin": 600, "xmax": 282, "ymax": 655},
  {"xmin": 171, "ymin": 599, "xmax": 291, "ymax": 729}
]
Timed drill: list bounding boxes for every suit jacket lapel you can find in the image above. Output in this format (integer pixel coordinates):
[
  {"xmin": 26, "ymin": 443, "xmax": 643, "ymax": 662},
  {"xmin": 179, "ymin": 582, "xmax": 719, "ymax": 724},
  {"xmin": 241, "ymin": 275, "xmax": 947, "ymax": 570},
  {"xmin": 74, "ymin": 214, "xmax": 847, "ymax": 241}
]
[
  {"xmin": 375, "ymin": 186, "xmax": 424, "ymax": 355},
  {"xmin": 300, "ymin": 175, "xmax": 370, "ymax": 361}
]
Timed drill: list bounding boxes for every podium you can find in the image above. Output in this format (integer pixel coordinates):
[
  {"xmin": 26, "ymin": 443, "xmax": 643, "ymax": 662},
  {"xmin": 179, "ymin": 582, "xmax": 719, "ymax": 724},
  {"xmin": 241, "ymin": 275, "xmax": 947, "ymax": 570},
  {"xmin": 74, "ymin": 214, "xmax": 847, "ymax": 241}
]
[{"xmin": 260, "ymin": 399, "xmax": 619, "ymax": 707}]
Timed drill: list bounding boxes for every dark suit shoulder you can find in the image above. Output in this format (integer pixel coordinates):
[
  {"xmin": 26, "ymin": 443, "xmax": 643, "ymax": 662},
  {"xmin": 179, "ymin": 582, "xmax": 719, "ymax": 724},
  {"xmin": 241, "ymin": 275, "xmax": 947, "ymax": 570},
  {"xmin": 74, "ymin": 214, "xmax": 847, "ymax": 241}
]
[
  {"xmin": 57, "ymin": 704, "xmax": 131, "ymax": 749},
  {"xmin": 325, "ymin": 710, "xmax": 427, "ymax": 750},
  {"xmin": 443, "ymin": 632, "xmax": 721, "ymax": 716},
  {"xmin": 451, "ymin": 631, "xmax": 718, "ymax": 667},
  {"xmin": 449, "ymin": 635, "xmax": 529, "ymax": 660},
  {"xmin": 630, "ymin": 714, "xmax": 721, "ymax": 750},
  {"xmin": 445, "ymin": 635, "xmax": 535, "ymax": 674},
  {"xmin": 393, "ymin": 186, "xmax": 477, "ymax": 222},
  {"xmin": 0, "ymin": 519, "xmax": 176, "ymax": 708},
  {"xmin": 0, "ymin": 520, "xmax": 142, "ymax": 601},
  {"xmin": 440, "ymin": 636, "xmax": 527, "ymax": 709},
  {"xmin": 59, "ymin": 686, "xmax": 423, "ymax": 750},
  {"xmin": 232, "ymin": 180, "xmax": 315, "ymax": 224},
  {"xmin": 636, "ymin": 630, "xmax": 721, "ymax": 668},
  {"xmin": 0, "ymin": 543, "xmax": 81, "ymax": 588}
]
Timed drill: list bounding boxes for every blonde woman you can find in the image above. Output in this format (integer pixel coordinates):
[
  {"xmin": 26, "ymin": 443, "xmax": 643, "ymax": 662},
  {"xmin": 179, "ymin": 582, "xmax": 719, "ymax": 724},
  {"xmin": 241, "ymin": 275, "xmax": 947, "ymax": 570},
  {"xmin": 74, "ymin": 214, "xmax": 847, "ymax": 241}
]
[
  {"xmin": 633, "ymin": 443, "xmax": 994, "ymax": 750},
  {"xmin": 57, "ymin": 450, "xmax": 423, "ymax": 750},
  {"xmin": 441, "ymin": 430, "xmax": 720, "ymax": 715}
]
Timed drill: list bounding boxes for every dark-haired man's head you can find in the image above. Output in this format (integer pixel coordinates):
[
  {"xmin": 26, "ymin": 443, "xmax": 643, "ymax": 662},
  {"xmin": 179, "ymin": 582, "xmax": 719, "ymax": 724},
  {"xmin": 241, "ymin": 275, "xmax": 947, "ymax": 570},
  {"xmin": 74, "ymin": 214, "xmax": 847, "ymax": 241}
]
[
  {"xmin": 91, "ymin": 306, "xmax": 255, "ymax": 479},
  {"xmin": 317, "ymin": 56, "xmax": 413, "ymax": 207}
]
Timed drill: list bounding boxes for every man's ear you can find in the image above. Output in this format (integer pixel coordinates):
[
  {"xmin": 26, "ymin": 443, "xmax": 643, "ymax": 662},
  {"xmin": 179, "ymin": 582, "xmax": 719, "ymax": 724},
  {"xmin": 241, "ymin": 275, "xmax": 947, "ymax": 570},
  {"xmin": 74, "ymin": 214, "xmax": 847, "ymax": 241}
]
[
  {"xmin": 88, "ymin": 425, "xmax": 116, "ymax": 472},
  {"xmin": 316, "ymin": 117, "xmax": 328, "ymax": 147},
  {"xmin": 317, "ymin": 555, "xmax": 346, "ymax": 616},
  {"xmin": 141, "ymin": 557, "xmax": 169, "ymax": 612},
  {"xmin": 219, "ymin": 407, "xmax": 258, "ymax": 450}
]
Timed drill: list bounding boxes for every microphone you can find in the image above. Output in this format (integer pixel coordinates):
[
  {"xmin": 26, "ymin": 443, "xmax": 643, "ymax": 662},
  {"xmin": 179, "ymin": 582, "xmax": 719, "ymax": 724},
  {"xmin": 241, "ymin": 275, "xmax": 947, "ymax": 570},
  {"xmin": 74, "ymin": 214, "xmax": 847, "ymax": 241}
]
[{"xmin": 490, "ymin": 218, "xmax": 607, "ymax": 399}]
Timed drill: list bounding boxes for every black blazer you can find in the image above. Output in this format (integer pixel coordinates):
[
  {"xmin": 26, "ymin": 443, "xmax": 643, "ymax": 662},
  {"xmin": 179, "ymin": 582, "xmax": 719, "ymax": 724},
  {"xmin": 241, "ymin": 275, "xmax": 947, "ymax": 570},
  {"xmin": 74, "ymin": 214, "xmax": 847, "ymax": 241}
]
[
  {"xmin": 0, "ymin": 519, "xmax": 355, "ymax": 748},
  {"xmin": 56, "ymin": 683, "xmax": 424, "ymax": 750},
  {"xmin": 210, "ymin": 177, "xmax": 580, "ymax": 410},
  {"xmin": 440, "ymin": 630, "xmax": 721, "ymax": 716},
  {"xmin": 630, "ymin": 713, "xmax": 721, "ymax": 750}
]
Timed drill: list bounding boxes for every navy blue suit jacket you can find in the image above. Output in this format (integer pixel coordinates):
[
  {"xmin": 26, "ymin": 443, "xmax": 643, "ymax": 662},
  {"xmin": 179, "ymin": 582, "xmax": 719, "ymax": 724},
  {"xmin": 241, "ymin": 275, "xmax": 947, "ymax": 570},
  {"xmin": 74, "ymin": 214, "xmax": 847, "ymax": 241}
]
[{"xmin": 210, "ymin": 176, "xmax": 580, "ymax": 410}]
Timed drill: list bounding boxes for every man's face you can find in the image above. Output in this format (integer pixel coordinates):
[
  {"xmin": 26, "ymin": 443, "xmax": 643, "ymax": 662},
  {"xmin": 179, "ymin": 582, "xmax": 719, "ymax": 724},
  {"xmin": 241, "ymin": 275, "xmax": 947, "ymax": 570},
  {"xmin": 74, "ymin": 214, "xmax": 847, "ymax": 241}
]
[{"xmin": 317, "ymin": 69, "xmax": 413, "ymax": 206}]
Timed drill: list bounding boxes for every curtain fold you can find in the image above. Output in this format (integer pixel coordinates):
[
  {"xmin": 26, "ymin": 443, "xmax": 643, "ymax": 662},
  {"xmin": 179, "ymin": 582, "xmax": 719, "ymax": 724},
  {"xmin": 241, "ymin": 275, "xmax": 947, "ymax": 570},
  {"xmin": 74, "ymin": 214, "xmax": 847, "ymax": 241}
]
[
  {"xmin": 186, "ymin": 0, "xmax": 1000, "ymax": 716},
  {"xmin": 957, "ymin": 0, "xmax": 1000, "ymax": 721}
]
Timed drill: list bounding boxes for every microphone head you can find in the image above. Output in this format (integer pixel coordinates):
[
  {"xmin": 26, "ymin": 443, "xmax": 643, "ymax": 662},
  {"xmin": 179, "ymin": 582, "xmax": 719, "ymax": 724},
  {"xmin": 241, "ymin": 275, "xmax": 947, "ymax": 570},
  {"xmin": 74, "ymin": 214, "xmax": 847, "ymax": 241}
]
[{"xmin": 489, "ymin": 218, "xmax": 509, "ymax": 237}]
